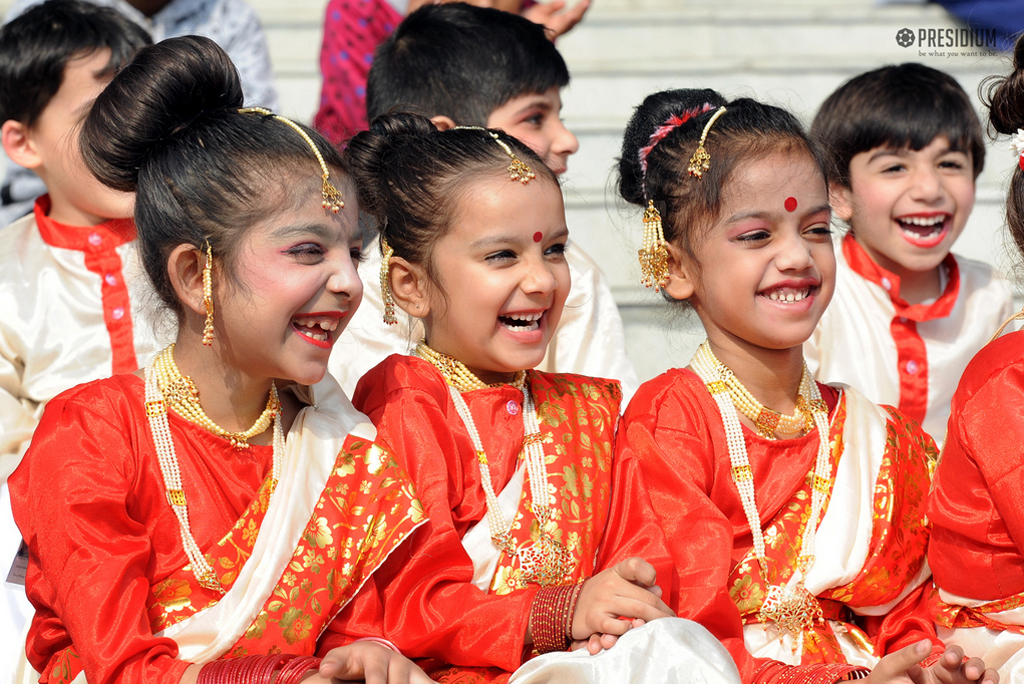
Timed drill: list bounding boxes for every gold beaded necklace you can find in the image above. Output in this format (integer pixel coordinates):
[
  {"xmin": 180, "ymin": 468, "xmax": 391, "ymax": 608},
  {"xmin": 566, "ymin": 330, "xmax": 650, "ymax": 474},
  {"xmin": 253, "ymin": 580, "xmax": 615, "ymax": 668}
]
[
  {"xmin": 413, "ymin": 341, "xmax": 575, "ymax": 587},
  {"xmin": 151, "ymin": 344, "xmax": 279, "ymax": 448}
]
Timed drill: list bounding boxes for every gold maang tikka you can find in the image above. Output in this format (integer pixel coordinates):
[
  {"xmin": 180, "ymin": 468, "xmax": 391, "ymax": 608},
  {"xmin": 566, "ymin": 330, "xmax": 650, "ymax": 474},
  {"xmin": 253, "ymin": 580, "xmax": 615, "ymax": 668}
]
[
  {"xmin": 201, "ymin": 241, "xmax": 215, "ymax": 346},
  {"xmin": 380, "ymin": 237, "xmax": 398, "ymax": 326},
  {"xmin": 687, "ymin": 106, "xmax": 727, "ymax": 179},
  {"xmin": 453, "ymin": 126, "xmax": 536, "ymax": 184},
  {"xmin": 638, "ymin": 200, "xmax": 669, "ymax": 291},
  {"xmin": 239, "ymin": 107, "xmax": 345, "ymax": 212}
]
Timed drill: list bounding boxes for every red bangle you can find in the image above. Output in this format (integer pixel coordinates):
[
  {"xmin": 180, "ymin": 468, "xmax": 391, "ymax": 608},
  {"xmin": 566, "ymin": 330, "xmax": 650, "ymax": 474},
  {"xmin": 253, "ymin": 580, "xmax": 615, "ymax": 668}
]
[{"xmin": 276, "ymin": 656, "xmax": 321, "ymax": 684}]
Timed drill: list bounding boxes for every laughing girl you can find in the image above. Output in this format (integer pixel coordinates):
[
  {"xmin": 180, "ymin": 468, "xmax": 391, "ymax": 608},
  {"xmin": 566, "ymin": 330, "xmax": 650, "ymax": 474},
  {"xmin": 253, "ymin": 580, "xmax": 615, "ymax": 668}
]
[
  {"xmin": 339, "ymin": 112, "xmax": 740, "ymax": 683},
  {"xmin": 9, "ymin": 37, "xmax": 429, "ymax": 684},
  {"xmin": 615, "ymin": 88, "xmax": 996, "ymax": 684}
]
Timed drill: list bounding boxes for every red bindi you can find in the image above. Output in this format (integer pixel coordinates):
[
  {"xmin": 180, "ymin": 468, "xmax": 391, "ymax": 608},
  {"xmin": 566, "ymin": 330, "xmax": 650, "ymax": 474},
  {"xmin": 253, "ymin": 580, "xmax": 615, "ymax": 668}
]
[
  {"xmin": 533, "ymin": 231, "xmax": 543, "ymax": 243},
  {"xmin": 784, "ymin": 197, "xmax": 798, "ymax": 212}
]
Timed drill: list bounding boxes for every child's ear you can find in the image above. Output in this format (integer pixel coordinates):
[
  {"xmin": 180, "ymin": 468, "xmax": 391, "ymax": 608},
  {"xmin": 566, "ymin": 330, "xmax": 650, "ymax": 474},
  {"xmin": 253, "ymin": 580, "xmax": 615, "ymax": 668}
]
[
  {"xmin": 167, "ymin": 243, "xmax": 208, "ymax": 319},
  {"xmin": 828, "ymin": 181, "xmax": 855, "ymax": 223},
  {"xmin": 430, "ymin": 115, "xmax": 457, "ymax": 132},
  {"xmin": 663, "ymin": 242, "xmax": 696, "ymax": 301},
  {"xmin": 1, "ymin": 120, "xmax": 42, "ymax": 170},
  {"xmin": 388, "ymin": 256, "xmax": 431, "ymax": 317}
]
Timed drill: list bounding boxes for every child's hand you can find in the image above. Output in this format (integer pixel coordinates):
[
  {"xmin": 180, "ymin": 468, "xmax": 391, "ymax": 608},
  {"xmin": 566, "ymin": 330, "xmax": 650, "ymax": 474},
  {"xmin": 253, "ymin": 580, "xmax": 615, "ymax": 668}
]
[
  {"xmin": 521, "ymin": 0, "xmax": 590, "ymax": 39},
  {"xmin": 570, "ymin": 557, "xmax": 674, "ymax": 642},
  {"xmin": 864, "ymin": 640, "xmax": 997, "ymax": 684},
  {"xmin": 318, "ymin": 641, "xmax": 434, "ymax": 684}
]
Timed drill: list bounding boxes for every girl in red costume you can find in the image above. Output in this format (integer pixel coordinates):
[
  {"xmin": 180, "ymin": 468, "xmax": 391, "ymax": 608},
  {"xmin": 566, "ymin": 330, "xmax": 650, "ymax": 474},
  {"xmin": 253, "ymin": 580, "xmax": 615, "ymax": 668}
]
[
  {"xmin": 928, "ymin": 35, "xmax": 1024, "ymax": 682},
  {"xmin": 9, "ymin": 37, "xmax": 430, "ymax": 684},
  {"xmin": 337, "ymin": 112, "xmax": 742, "ymax": 683},
  {"xmin": 614, "ymin": 88, "xmax": 998, "ymax": 684}
]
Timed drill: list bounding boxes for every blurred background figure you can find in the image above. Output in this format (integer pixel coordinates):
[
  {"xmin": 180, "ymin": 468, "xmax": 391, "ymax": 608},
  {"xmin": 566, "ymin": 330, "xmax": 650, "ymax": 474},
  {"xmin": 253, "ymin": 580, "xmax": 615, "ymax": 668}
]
[{"xmin": 0, "ymin": 0, "xmax": 278, "ymax": 226}]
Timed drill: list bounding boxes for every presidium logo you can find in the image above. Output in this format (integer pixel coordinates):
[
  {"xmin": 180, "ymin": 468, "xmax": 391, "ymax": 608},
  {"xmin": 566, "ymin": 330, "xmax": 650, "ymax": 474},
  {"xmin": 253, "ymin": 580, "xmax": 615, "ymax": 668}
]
[{"xmin": 895, "ymin": 27, "xmax": 998, "ymax": 51}]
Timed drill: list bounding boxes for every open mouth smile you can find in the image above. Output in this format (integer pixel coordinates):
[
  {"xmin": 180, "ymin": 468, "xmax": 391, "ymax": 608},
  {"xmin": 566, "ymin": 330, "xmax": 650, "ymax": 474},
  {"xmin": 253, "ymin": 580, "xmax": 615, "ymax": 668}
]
[
  {"xmin": 291, "ymin": 313, "xmax": 342, "ymax": 348},
  {"xmin": 498, "ymin": 311, "xmax": 544, "ymax": 333},
  {"xmin": 758, "ymin": 281, "xmax": 820, "ymax": 306},
  {"xmin": 896, "ymin": 213, "xmax": 950, "ymax": 248}
]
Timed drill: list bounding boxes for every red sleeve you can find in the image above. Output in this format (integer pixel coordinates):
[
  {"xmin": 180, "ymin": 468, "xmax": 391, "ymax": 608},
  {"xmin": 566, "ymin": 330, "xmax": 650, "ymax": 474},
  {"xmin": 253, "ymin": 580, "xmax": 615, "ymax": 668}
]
[
  {"xmin": 929, "ymin": 335, "xmax": 1024, "ymax": 600},
  {"xmin": 352, "ymin": 359, "xmax": 536, "ymax": 671},
  {"xmin": 864, "ymin": 583, "xmax": 941, "ymax": 657},
  {"xmin": 9, "ymin": 382, "xmax": 191, "ymax": 684},
  {"xmin": 617, "ymin": 376, "xmax": 758, "ymax": 681}
]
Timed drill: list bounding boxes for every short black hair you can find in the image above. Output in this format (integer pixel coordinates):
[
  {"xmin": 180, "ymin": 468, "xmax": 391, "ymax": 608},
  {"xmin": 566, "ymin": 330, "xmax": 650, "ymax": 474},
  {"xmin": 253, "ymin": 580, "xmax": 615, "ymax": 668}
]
[
  {"xmin": 812, "ymin": 63, "xmax": 985, "ymax": 186},
  {"xmin": 0, "ymin": 0, "xmax": 151, "ymax": 127},
  {"xmin": 366, "ymin": 2, "xmax": 570, "ymax": 125}
]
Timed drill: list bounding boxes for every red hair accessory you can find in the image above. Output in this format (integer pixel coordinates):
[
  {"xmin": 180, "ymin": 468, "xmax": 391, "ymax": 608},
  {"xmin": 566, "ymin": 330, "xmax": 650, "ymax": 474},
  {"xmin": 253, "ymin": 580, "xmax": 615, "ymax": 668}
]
[
  {"xmin": 1011, "ymin": 129, "xmax": 1024, "ymax": 172},
  {"xmin": 638, "ymin": 103, "xmax": 716, "ymax": 176}
]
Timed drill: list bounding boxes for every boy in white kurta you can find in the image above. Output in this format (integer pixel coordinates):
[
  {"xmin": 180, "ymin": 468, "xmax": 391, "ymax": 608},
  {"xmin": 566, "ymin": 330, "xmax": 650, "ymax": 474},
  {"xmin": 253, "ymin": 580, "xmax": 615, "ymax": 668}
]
[
  {"xmin": 805, "ymin": 63, "xmax": 1012, "ymax": 446},
  {"xmin": 0, "ymin": 3, "xmax": 154, "ymax": 677}
]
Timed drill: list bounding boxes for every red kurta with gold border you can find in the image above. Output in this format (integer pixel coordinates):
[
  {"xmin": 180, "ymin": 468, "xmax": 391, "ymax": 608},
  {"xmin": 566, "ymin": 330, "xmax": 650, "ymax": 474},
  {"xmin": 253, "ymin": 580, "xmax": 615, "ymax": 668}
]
[
  {"xmin": 11, "ymin": 374, "xmax": 422, "ymax": 684},
  {"xmin": 351, "ymin": 356, "xmax": 666, "ymax": 684},
  {"xmin": 618, "ymin": 368, "xmax": 937, "ymax": 683}
]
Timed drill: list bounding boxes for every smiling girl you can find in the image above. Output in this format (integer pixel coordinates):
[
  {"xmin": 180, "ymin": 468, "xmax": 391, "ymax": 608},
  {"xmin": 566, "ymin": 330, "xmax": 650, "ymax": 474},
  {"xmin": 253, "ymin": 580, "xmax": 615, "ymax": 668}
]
[
  {"xmin": 615, "ymin": 88, "xmax": 997, "ymax": 684},
  {"xmin": 336, "ymin": 112, "xmax": 739, "ymax": 683},
  {"xmin": 9, "ymin": 37, "xmax": 429, "ymax": 684}
]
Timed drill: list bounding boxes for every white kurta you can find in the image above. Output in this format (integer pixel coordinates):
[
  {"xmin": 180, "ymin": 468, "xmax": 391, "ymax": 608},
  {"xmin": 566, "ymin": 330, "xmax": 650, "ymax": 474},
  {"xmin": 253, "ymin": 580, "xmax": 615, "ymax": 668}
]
[
  {"xmin": 805, "ymin": 235, "xmax": 1013, "ymax": 446},
  {"xmin": 330, "ymin": 242, "xmax": 640, "ymax": 401},
  {"xmin": 0, "ymin": 198, "xmax": 164, "ymax": 684}
]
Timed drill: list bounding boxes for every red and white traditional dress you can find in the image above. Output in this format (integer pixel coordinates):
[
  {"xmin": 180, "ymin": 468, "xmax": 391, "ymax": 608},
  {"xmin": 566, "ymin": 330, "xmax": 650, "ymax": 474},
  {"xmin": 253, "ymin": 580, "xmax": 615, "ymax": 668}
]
[
  {"xmin": 619, "ymin": 367, "xmax": 938, "ymax": 683},
  {"xmin": 9, "ymin": 372, "xmax": 423, "ymax": 684},
  {"xmin": 805, "ymin": 234, "xmax": 1012, "ymax": 446},
  {"xmin": 0, "ymin": 195, "xmax": 164, "ymax": 680},
  {"xmin": 343, "ymin": 355, "xmax": 735, "ymax": 683},
  {"xmin": 929, "ymin": 331, "xmax": 1024, "ymax": 679}
]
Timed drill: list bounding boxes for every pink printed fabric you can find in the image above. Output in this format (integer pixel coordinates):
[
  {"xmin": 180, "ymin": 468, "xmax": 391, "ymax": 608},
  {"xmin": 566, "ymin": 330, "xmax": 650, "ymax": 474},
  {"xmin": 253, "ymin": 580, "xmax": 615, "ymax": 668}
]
[{"xmin": 314, "ymin": 0, "xmax": 401, "ymax": 146}]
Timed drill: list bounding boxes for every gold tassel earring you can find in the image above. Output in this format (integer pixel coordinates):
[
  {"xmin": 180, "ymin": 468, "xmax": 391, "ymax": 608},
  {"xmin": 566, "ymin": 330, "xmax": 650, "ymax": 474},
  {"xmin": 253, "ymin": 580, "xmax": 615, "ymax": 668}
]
[
  {"xmin": 380, "ymin": 238, "xmax": 397, "ymax": 326},
  {"xmin": 202, "ymin": 242, "xmax": 215, "ymax": 346},
  {"xmin": 638, "ymin": 200, "xmax": 670, "ymax": 291}
]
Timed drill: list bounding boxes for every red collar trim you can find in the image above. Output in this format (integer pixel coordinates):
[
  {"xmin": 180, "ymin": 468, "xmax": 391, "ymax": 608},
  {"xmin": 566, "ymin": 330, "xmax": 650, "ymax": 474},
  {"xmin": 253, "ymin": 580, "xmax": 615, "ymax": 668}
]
[
  {"xmin": 33, "ymin": 195, "xmax": 136, "ymax": 251},
  {"xmin": 842, "ymin": 232, "xmax": 959, "ymax": 321}
]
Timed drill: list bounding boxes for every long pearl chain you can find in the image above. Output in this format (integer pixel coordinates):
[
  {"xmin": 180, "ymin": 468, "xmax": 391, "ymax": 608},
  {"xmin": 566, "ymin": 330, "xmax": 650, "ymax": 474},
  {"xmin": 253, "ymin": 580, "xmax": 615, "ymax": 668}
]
[
  {"xmin": 144, "ymin": 345, "xmax": 284, "ymax": 593},
  {"xmin": 413, "ymin": 342, "xmax": 549, "ymax": 551},
  {"xmin": 690, "ymin": 341, "xmax": 831, "ymax": 650}
]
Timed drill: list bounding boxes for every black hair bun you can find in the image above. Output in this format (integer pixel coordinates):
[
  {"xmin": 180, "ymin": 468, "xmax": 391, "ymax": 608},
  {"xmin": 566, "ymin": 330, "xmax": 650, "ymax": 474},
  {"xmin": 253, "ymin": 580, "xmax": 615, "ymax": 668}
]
[
  {"xmin": 987, "ymin": 38, "xmax": 1024, "ymax": 135},
  {"xmin": 81, "ymin": 35, "xmax": 244, "ymax": 192},
  {"xmin": 618, "ymin": 88, "xmax": 726, "ymax": 207},
  {"xmin": 345, "ymin": 111, "xmax": 437, "ymax": 220}
]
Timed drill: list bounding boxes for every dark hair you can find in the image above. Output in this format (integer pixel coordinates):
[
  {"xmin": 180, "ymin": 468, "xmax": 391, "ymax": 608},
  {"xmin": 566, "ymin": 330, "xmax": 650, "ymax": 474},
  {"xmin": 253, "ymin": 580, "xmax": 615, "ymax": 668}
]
[
  {"xmin": 812, "ymin": 63, "xmax": 985, "ymax": 187},
  {"xmin": 0, "ymin": 0, "xmax": 150, "ymax": 126},
  {"xmin": 984, "ymin": 35, "xmax": 1024, "ymax": 258},
  {"xmin": 346, "ymin": 111, "xmax": 557, "ymax": 282},
  {"xmin": 618, "ymin": 88, "xmax": 827, "ymax": 267},
  {"xmin": 80, "ymin": 35, "xmax": 347, "ymax": 319},
  {"xmin": 366, "ymin": 2, "xmax": 569, "ymax": 125}
]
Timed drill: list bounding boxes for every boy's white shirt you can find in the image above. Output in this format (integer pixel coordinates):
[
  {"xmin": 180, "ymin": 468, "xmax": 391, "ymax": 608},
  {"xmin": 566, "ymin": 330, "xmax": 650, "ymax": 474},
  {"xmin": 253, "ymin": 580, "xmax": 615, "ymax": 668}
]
[
  {"xmin": 331, "ymin": 242, "xmax": 641, "ymax": 402},
  {"xmin": 805, "ymin": 236, "xmax": 1014, "ymax": 447},
  {"xmin": 0, "ymin": 209, "xmax": 165, "ymax": 684}
]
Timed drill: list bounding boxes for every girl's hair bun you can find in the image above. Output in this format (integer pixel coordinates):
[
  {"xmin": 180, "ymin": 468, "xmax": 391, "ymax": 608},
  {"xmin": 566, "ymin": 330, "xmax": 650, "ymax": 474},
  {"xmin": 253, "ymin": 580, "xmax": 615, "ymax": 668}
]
[
  {"xmin": 346, "ymin": 111, "xmax": 439, "ymax": 220},
  {"xmin": 618, "ymin": 88, "xmax": 726, "ymax": 207},
  {"xmin": 82, "ymin": 35, "xmax": 244, "ymax": 192},
  {"xmin": 986, "ymin": 38, "xmax": 1024, "ymax": 135}
]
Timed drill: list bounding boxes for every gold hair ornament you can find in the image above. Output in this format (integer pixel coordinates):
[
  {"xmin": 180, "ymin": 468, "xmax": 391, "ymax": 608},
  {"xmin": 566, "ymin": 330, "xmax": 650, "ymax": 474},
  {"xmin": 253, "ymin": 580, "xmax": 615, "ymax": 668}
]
[
  {"xmin": 453, "ymin": 126, "xmax": 535, "ymax": 184},
  {"xmin": 687, "ymin": 106, "xmax": 727, "ymax": 179},
  {"xmin": 638, "ymin": 200, "xmax": 670, "ymax": 291},
  {"xmin": 239, "ymin": 107, "xmax": 344, "ymax": 212},
  {"xmin": 201, "ymin": 241, "xmax": 215, "ymax": 346},
  {"xmin": 380, "ymin": 237, "xmax": 398, "ymax": 326}
]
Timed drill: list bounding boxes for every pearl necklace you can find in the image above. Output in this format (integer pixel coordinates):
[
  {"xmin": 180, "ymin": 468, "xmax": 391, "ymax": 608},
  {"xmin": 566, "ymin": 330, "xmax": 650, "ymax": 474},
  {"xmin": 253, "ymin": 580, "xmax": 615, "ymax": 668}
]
[
  {"xmin": 414, "ymin": 342, "xmax": 574, "ymax": 586},
  {"xmin": 144, "ymin": 345, "xmax": 284, "ymax": 593},
  {"xmin": 690, "ymin": 340, "xmax": 831, "ymax": 653}
]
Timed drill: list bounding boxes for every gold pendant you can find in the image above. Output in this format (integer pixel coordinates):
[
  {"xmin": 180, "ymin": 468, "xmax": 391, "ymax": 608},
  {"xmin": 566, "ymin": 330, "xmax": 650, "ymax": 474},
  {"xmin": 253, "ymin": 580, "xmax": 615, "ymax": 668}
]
[
  {"xmin": 517, "ymin": 533, "xmax": 576, "ymax": 587},
  {"xmin": 758, "ymin": 579, "xmax": 823, "ymax": 652}
]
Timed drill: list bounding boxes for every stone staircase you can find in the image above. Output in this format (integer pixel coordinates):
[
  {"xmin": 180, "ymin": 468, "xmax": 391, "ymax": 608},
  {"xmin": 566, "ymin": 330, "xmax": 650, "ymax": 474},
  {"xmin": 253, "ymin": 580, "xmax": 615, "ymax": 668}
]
[{"xmin": 2, "ymin": 0, "xmax": 1012, "ymax": 380}]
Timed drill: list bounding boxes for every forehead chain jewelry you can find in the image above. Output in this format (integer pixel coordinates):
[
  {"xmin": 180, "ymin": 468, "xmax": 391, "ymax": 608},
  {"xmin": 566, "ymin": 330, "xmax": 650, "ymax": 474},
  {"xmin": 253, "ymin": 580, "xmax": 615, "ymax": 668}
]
[
  {"xmin": 452, "ymin": 125, "xmax": 536, "ymax": 184},
  {"xmin": 239, "ymin": 107, "xmax": 344, "ymax": 213},
  {"xmin": 687, "ymin": 106, "xmax": 728, "ymax": 179}
]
